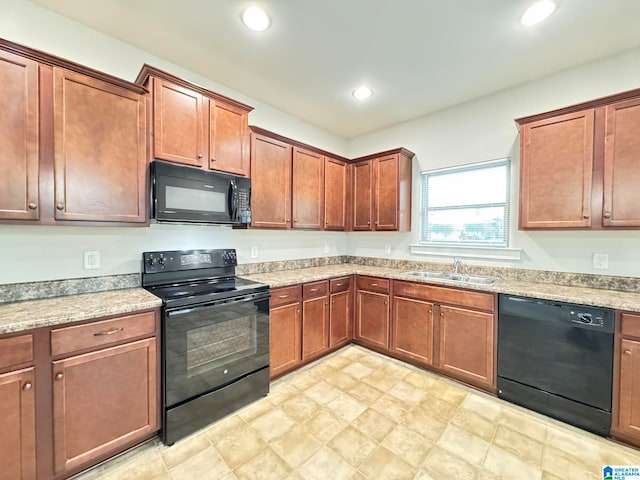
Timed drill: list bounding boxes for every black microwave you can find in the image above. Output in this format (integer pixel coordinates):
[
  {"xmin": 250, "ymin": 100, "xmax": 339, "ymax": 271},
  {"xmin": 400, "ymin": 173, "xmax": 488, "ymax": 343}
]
[{"xmin": 151, "ymin": 160, "xmax": 251, "ymax": 226}]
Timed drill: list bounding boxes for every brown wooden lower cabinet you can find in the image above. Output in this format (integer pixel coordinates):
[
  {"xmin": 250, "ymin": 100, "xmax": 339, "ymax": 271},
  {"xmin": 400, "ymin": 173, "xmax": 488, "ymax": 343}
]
[
  {"xmin": 355, "ymin": 289, "xmax": 390, "ymax": 350},
  {"xmin": 269, "ymin": 301, "xmax": 302, "ymax": 378},
  {"xmin": 617, "ymin": 338, "xmax": 640, "ymax": 439},
  {"xmin": 438, "ymin": 305, "xmax": 494, "ymax": 386},
  {"xmin": 52, "ymin": 337, "xmax": 158, "ymax": 475},
  {"xmin": 302, "ymin": 295, "xmax": 329, "ymax": 361},
  {"xmin": 391, "ymin": 296, "xmax": 434, "ymax": 366},
  {"xmin": 330, "ymin": 289, "xmax": 351, "ymax": 348},
  {"xmin": 0, "ymin": 367, "xmax": 36, "ymax": 480}
]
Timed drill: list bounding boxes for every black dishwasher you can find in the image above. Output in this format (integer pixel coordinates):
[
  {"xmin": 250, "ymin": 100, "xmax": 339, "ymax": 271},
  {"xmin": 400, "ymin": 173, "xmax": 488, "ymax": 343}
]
[{"xmin": 497, "ymin": 294, "xmax": 614, "ymax": 436}]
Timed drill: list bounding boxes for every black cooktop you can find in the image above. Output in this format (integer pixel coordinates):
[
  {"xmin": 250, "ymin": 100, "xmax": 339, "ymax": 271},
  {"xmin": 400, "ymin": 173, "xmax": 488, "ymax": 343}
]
[{"xmin": 141, "ymin": 248, "xmax": 269, "ymax": 308}]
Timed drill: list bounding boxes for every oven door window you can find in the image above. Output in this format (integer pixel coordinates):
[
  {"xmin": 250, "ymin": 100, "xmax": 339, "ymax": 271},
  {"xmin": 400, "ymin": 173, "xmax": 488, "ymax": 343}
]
[{"xmin": 164, "ymin": 297, "xmax": 269, "ymax": 407}]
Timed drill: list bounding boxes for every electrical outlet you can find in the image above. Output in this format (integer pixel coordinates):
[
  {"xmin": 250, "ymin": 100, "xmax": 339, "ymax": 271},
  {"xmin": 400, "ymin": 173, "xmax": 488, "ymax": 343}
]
[
  {"xmin": 323, "ymin": 244, "xmax": 330, "ymax": 254},
  {"xmin": 384, "ymin": 245, "xmax": 391, "ymax": 255},
  {"xmin": 83, "ymin": 251, "xmax": 101, "ymax": 270},
  {"xmin": 250, "ymin": 246, "xmax": 259, "ymax": 259},
  {"xmin": 592, "ymin": 253, "xmax": 608, "ymax": 270}
]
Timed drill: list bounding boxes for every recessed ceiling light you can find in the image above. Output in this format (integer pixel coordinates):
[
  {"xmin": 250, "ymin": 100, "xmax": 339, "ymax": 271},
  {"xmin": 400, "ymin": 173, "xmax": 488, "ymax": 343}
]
[
  {"xmin": 352, "ymin": 86, "xmax": 373, "ymax": 100},
  {"xmin": 242, "ymin": 6, "xmax": 270, "ymax": 31},
  {"xmin": 521, "ymin": 0, "xmax": 557, "ymax": 26}
]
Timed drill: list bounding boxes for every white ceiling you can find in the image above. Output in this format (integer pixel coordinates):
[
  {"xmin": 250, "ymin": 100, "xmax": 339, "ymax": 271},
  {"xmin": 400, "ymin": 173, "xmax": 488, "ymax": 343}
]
[{"xmin": 30, "ymin": 0, "xmax": 640, "ymax": 138}]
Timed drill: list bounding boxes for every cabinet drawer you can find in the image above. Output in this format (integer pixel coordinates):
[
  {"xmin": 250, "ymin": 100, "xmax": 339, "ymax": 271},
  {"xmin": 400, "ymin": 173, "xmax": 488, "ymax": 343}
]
[
  {"xmin": 303, "ymin": 280, "xmax": 329, "ymax": 299},
  {"xmin": 51, "ymin": 311, "xmax": 157, "ymax": 356},
  {"xmin": 621, "ymin": 312, "xmax": 640, "ymax": 338},
  {"xmin": 0, "ymin": 334, "xmax": 33, "ymax": 370},
  {"xmin": 394, "ymin": 280, "xmax": 494, "ymax": 312},
  {"xmin": 356, "ymin": 276, "xmax": 390, "ymax": 293},
  {"xmin": 330, "ymin": 276, "xmax": 351, "ymax": 293},
  {"xmin": 270, "ymin": 285, "xmax": 302, "ymax": 307}
]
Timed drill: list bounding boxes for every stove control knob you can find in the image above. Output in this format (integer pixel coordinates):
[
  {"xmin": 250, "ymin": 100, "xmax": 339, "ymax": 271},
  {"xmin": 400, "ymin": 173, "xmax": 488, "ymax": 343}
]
[
  {"xmin": 158, "ymin": 256, "xmax": 167, "ymax": 266},
  {"xmin": 146, "ymin": 257, "xmax": 154, "ymax": 267}
]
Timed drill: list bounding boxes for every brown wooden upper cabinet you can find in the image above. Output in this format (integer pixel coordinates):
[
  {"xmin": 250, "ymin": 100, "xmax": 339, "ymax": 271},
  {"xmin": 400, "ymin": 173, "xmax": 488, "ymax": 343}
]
[
  {"xmin": 517, "ymin": 88, "xmax": 640, "ymax": 229},
  {"xmin": 249, "ymin": 127, "xmax": 349, "ymax": 231},
  {"xmin": 324, "ymin": 157, "xmax": 349, "ymax": 230},
  {"xmin": 0, "ymin": 40, "xmax": 148, "ymax": 225},
  {"xmin": 351, "ymin": 148, "xmax": 414, "ymax": 232},
  {"xmin": 137, "ymin": 65, "xmax": 253, "ymax": 177},
  {"xmin": 292, "ymin": 147, "xmax": 324, "ymax": 229}
]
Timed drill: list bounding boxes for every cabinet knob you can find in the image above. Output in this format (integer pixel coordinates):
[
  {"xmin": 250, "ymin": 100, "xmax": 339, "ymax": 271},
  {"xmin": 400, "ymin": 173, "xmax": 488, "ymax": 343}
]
[
  {"xmin": 56, "ymin": 203, "xmax": 64, "ymax": 211},
  {"xmin": 296, "ymin": 309, "xmax": 301, "ymax": 314},
  {"xmin": 332, "ymin": 300, "xmax": 336, "ymax": 304},
  {"xmin": 604, "ymin": 212, "xmax": 612, "ymax": 219},
  {"xmin": 583, "ymin": 214, "xmax": 589, "ymax": 219},
  {"xmin": 367, "ymin": 221, "xmax": 370, "ymax": 225},
  {"xmin": 28, "ymin": 202, "xmax": 37, "ymax": 210},
  {"xmin": 55, "ymin": 373, "xmax": 64, "ymax": 380},
  {"xmin": 198, "ymin": 154, "xmax": 203, "ymax": 159},
  {"xmin": 384, "ymin": 301, "xmax": 388, "ymax": 305},
  {"xmin": 287, "ymin": 218, "xmax": 291, "ymax": 222},
  {"xmin": 294, "ymin": 219, "xmax": 298, "ymax": 222},
  {"xmin": 624, "ymin": 350, "xmax": 633, "ymax": 355},
  {"xmin": 211, "ymin": 157, "xmax": 216, "ymax": 162},
  {"xmin": 23, "ymin": 382, "xmax": 33, "ymax": 391},
  {"xmin": 375, "ymin": 221, "xmax": 378, "ymax": 225}
]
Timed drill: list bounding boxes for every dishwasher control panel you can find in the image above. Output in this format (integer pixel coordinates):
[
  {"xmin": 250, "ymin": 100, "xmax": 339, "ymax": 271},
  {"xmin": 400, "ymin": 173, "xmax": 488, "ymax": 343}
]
[{"xmin": 568, "ymin": 310, "xmax": 605, "ymax": 327}]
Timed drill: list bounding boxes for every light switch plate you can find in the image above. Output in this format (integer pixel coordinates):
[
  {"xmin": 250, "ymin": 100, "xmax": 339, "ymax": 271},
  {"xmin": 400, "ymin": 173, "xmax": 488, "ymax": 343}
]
[
  {"xmin": 250, "ymin": 246, "xmax": 259, "ymax": 259},
  {"xmin": 83, "ymin": 251, "xmax": 101, "ymax": 269},
  {"xmin": 323, "ymin": 244, "xmax": 330, "ymax": 254},
  {"xmin": 384, "ymin": 245, "xmax": 391, "ymax": 255},
  {"xmin": 592, "ymin": 253, "xmax": 608, "ymax": 270}
]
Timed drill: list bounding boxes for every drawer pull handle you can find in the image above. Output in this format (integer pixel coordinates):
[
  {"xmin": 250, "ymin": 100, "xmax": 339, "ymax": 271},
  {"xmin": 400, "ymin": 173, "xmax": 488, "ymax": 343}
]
[
  {"xmin": 370, "ymin": 283, "xmax": 378, "ymax": 287},
  {"xmin": 23, "ymin": 382, "xmax": 33, "ymax": 391},
  {"xmin": 624, "ymin": 350, "xmax": 633, "ymax": 355},
  {"xmin": 94, "ymin": 327, "xmax": 124, "ymax": 336},
  {"xmin": 55, "ymin": 373, "xmax": 64, "ymax": 381},
  {"xmin": 278, "ymin": 294, "xmax": 290, "ymax": 299},
  {"xmin": 335, "ymin": 283, "xmax": 344, "ymax": 287},
  {"xmin": 310, "ymin": 288, "xmax": 319, "ymax": 292}
]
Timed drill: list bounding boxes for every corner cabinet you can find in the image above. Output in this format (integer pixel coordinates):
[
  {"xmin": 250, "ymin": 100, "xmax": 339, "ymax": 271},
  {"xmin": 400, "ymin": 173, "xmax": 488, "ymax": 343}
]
[
  {"xmin": 136, "ymin": 65, "xmax": 252, "ymax": 177},
  {"xmin": 352, "ymin": 148, "xmax": 414, "ymax": 232},
  {"xmin": 354, "ymin": 276, "xmax": 390, "ymax": 350},
  {"xmin": 0, "ymin": 40, "xmax": 148, "ymax": 225},
  {"xmin": 249, "ymin": 127, "xmax": 350, "ymax": 231},
  {"xmin": 517, "ymin": 87, "xmax": 640, "ymax": 230}
]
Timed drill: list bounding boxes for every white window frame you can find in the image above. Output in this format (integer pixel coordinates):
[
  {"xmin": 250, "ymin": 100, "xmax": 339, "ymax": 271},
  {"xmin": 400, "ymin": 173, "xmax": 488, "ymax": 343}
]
[{"xmin": 419, "ymin": 158, "xmax": 511, "ymax": 249}]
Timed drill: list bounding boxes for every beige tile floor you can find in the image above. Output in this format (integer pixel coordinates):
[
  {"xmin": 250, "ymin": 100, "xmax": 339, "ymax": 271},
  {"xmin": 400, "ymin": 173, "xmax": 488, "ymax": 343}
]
[{"xmin": 76, "ymin": 345, "xmax": 640, "ymax": 480}]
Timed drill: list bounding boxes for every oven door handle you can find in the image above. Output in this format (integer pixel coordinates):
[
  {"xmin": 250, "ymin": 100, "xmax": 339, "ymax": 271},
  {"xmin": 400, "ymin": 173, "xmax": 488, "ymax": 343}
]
[{"xmin": 167, "ymin": 292, "xmax": 270, "ymax": 316}]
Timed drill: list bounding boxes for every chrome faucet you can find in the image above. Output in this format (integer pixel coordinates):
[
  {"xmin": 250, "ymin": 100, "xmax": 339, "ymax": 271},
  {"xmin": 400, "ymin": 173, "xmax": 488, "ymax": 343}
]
[{"xmin": 452, "ymin": 257, "xmax": 465, "ymax": 275}]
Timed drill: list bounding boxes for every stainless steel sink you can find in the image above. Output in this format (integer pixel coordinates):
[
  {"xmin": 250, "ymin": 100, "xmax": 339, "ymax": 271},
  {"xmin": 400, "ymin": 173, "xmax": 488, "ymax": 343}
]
[
  {"xmin": 404, "ymin": 270, "xmax": 445, "ymax": 278},
  {"xmin": 405, "ymin": 271, "xmax": 497, "ymax": 285},
  {"xmin": 441, "ymin": 273, "xmax": 498, "ymax": 285}
]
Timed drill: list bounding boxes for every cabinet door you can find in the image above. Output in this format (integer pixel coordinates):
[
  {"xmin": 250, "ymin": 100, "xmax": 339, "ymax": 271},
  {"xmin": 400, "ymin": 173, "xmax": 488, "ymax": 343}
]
[
  {"xmin": 250, "ymin": 134, "xmax": 292, "ymax": 229},
  {"xmin": 324, "ymin": 157, "xmax": 348, "ymax": 230},
  {"xmin": 374, "ymin": 155, "xmax": 399, "ymax": 230},
  {"xmin": 392, "ymin": 296, "xmax": 434, "ymax": 365},
  {"xmin": 438, "ymin": 306, "xmax": 494, "ymax": 387},
  {"xmin": 53, "ymin": 68, "xmax": 147, "ymax": 223},
  {"xmin": 292, "ymin": 147, "xmax": 324, "ymax": 229},
  {"xmin": 302, "ymin": 296, "xmax": 329, "ymax": 360},
  {"xmin": 0, "ymin": 51, "xmax": 39, "ymax": 221},
  {"xmin": 519, "ymin": 110, "xmax": 594, "ymax": 228},
  {"xmin": 52, "ymin": 338, "xmax": 158, "ymax": 475},
  {"xmin": 209, "ymin": 100, "xmax": 249, "ymax": 176},
  {"xmin": 355, "ymin": 290, "xmax": 389, "ymax": 349},
  {"xmin": 352, "ymin": 160, "xmax": 373, "ymax": 230},
  {"xmin": 0, "ymin": 367, "xmax": 35, "ymax": 480},
  {"xmin": 618, "ymin": 339, "xmax": 640, "ymax": 437},
  {"xmin": 153, "ymin": 78, "xmax": 206, "ymax": 167},
  {"xmin": 269, "ymin": 303, "xmax": 301, "ymax": 378},
  {"xmin": 603, "ymin": 99, "xmax": 640, "ymax": 227},
  {"xmin": 330, "ymin": 289, "xmax": 351, "ymax": 348}
]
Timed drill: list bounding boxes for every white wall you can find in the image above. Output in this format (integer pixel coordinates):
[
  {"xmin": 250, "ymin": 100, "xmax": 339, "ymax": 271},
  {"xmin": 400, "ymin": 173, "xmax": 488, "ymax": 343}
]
[
  {"xmin": 0, "ymin": 0, "xmax": 348, "ymax": 284},
  {"xmin": 347, "ymin": 48, "xmax": 640, "ymax": 277}
]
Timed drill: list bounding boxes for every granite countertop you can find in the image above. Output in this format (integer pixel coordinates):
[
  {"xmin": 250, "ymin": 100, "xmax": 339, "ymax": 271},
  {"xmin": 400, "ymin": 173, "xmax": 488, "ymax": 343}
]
[
  {"xmin": 0, "ymin": 288, "xmax": 162, "ymax": 335},
  {"xmin": 242, "ymin": 265, "xmax": 640, "ymax": 312}
]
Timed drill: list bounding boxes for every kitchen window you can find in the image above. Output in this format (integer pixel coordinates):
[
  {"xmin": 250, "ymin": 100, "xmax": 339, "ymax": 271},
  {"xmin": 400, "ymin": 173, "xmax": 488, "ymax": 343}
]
[{"xmin": 420, "ymin": 158, "xmax": 510, "ymax": 248}]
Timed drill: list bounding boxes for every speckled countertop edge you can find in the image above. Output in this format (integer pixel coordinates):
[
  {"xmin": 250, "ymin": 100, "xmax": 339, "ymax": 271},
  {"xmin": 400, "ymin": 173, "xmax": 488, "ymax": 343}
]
[
  {"xmin": 241, "ymin": 265, "xmax": 640, "ymax": 312},
  {"xmin": 0, "ymin": 288, "xmax": 162, "ymax": 335}
]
